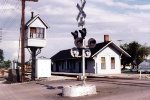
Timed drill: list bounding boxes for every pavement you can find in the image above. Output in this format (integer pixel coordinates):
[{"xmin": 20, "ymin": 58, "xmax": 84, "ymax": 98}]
[
  {"xmin": 0, "ymin": 73, "xmax": 150, "ymax": 100},
  {"xmin": 0, "ymin": 77, "xmax": 150, "ymax": 100}
]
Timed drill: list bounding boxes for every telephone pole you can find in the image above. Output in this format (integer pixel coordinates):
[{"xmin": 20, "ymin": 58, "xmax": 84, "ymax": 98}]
[
  {"xmin": 20, "ymin": 0, "xmax": 38, "ymax": 82},
  {"xmin": 0, "ymin": 28, "xmax": 2, "ymax": 43}
]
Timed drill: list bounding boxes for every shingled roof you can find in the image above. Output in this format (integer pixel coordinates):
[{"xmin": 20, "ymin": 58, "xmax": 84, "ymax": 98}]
[
  {"xmin": 51, "ymin": 41, "xmax": 112, "ymax": 61},
  {"xmin": 51, "ymin": 41, "xmax": 131, "ymax": 61}
]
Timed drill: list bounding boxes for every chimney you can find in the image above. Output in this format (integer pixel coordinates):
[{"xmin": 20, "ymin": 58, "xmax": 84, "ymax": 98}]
[
  {"xmin": 104, "ymin": 35, "xmax": 109, "ymax": 42},
  {"xmin": 31, "ymin": 12, "xmax": 34, "ymax": 19}
]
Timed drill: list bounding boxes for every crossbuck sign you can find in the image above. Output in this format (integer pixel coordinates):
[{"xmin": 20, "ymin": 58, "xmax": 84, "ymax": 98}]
[{"xmin": 76, "ymin": 0, "xmax": 86, "ymax": 21}]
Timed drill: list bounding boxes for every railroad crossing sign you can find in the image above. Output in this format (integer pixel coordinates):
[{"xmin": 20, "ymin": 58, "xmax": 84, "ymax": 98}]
[{"xmin": 76, "ymin": 0, "xmax": 86, "ymax": 27}]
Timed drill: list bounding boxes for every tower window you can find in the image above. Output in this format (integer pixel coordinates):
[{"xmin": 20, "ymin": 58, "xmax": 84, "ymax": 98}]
[{"xmin": 30, "ymin": 27, "xmax": 45, "ymax": 39}]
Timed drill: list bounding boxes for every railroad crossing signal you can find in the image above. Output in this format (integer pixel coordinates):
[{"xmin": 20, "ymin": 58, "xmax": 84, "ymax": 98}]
[
  {"xmin": 70, "ymin": 47, "xmax": 80, "ymax": 57},
  {"xmin": 74, "ymin": 37, "xmax": 83, "ymax": 48},
  {"xmin": 71, "ymin": 30, "xmax": 78, "ymax": 39},
  {"xmin": 76, "ymin": 0, "xmax": 86, "ymax": 27},
  {"xmin": 79, "ymin": 28, "xmax": 86, "ymax": 39},
  {"xmin": 88, "ymin": 38, "xmax": 96, "ymax": 48},
  {"xmin": 76, "ymin": 0, "xmax": 86, "ymax": 21},
  {"xmin": 78, "ymin": 17, "xmax": 85, "ymax": 27}
]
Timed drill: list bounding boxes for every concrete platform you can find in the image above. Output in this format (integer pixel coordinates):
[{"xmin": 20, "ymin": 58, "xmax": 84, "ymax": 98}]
[{"xmin": 62, "ymin": 84, "xmax": 97, "ymax": 97}]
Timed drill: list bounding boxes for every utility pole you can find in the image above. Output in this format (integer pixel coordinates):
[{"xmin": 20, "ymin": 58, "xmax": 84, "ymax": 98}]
[
  {"xmin": 20, "ymin": 0, "xmax": 38, "ymax": 82},
  {"xmin": 21, "ymin": 0, "xmax": 25, "ymax": 82},
  {"xmin": 0, "ymin": 28, "xmax": 2, "ymax": 43}
]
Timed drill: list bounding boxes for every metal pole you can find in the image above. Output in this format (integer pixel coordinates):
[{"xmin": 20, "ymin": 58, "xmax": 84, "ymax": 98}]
[
  {"xmin": 21, "ymin": 0, "xmax": 25, "ymax": 82},
  {"xmin": 81, "ymin": 0, "xmax": 86, "ymax": 85},
  {"xmin": 82, "ymin": 39, "xmax": 86, "ymax": 85}
]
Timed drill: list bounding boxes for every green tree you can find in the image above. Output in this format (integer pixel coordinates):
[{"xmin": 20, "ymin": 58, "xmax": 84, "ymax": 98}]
[
  {"xmin": 0, "ymin": 49, "xmax": 11, "ymax": 69},
  {"xmin": 0, "ymin": 60, "xmax": 11, "ymax": 68},
  {"xmin": 120, "ymin": 41, "xmax": 150, "ymax": 70},
  {"xmin": 120, "ymin": 43, "xmax": 131, "ymax": 69},
  {"xmin": 0, "ymin": 49, "xmax": 4, "ymax": 62}
]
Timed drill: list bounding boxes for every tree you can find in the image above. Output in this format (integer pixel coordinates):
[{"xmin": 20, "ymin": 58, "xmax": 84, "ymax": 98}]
[
  {"xmin": 0, "ymin": 49, "xmax": 4, "ymax": 62},
  {"xmin": 0, "ymin": 60, "xmax": 11, "ymax": 69},
  {"xmin": 120, "ymin": 41, "xmax": 150, "ymax": 70},
  {"xmin": 120, "ymin": 43, "xmax": 131, "ymax": 69},
  {"xmin": 0, "ymin": 49, "xmax": 11, "ymax": 69}
]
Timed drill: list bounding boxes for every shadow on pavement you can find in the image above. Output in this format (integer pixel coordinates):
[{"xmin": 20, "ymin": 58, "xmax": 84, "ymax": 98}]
[{"xmin": 36, "ymin": 82, "xmax": 63, "ymax": 90}]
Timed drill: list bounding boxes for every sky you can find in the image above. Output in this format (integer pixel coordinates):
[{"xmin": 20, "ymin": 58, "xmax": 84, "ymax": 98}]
[{"xmin": 0, "ymin": 0, "xmax": 150, "ymax": 61}]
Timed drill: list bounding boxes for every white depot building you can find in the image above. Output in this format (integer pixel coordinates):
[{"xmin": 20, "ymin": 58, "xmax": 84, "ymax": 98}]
[{"xmin": 51, "ymin": 35, "xmax": 131, "ymax": 75}]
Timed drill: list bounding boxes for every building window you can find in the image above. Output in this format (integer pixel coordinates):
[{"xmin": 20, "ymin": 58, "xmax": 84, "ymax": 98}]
[
  {"xmin": 36, "ymin": 28, "xmax": 44, "ymax": 38},
  {"xmin": 30, "ymin": 27, "xmax": 36, "ymax": 38},
  {"xmin": 30, "ymin": 27, "xmax": 44, "ymax": 39},
  {"xmin": 101, "ymin": 57, "xmax": 106, "ymax": 69},
  {"xmin": 111, "ymin": 57, "xmax": 115, "ymax": 69}
]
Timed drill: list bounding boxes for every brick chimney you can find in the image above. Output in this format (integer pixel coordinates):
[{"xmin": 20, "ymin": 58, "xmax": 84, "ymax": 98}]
[
  {"xmin": 104, "ymin": 35, "xmax": 109, "ymax": 42},
  {"xmin": 31, "ymin": 12, "xmax": 34, "ymax": 19}
]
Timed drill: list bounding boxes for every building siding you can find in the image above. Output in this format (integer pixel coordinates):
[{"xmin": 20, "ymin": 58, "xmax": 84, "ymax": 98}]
[
  {"xmin": 95, "ymin": 46, "xmax": 121, "ymax": 75},
  {"xmin": 51, "ymin": 45, "xmax": 125, "ymax": 75}
]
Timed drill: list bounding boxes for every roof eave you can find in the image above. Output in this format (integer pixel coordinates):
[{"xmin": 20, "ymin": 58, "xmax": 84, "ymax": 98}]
[
  {"xmin": 91, "ymin": 41, "xmax": 131, "ymax": 58},
  {"xmin": 92, "ymin": 41, "xmax": 113, "ymax": 57},
  {"xmin": 26, "ymin": 14, "xmax": 49, "ymax": 28},
  {"xmin": 111, "ymin": 42, "xmax": 131, "ymax": 57}
]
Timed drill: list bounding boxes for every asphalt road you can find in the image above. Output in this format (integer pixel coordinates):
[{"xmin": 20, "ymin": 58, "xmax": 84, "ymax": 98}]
[{"xmin": 0, "ymin": 78, "xmax": 150, "ymax": 100}]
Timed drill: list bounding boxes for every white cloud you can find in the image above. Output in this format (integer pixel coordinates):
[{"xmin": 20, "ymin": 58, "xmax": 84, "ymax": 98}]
[
  {"xmin": 0, "ymin": 0, "xmax": 150, "ymax": 60},
  {"xmin": 91, "ymin": 0, "xmax": 150, "ymax": 10},
  {"xmin": 1, "ymin": 41, "xmax": 19, "ymax": 60}
]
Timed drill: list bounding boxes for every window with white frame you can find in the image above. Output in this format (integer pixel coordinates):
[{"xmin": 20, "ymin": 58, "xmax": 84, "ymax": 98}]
[
  {"xmin": 36, "ymin": 28, "xmax": 44, "ymax": 38},
  {"xmin": 30, "ymin": 27, "xmax": 45, "ymax": 39},
  {"xmin": 111, "ymin": 57, "xmax": 115, "ymax": 69},
  {"xmin": 101, "ymin": 57, "xmax": 106, "ymax": 69}
]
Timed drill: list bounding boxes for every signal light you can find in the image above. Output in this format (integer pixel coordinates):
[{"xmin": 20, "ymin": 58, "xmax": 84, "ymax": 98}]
[
  {"xmin": 88, "ymin": 38, "xmax": 96, "ymax": 48},
  {"xmin": 74, "ymin": 37, "xmax": 83, "ymax": 48},
  {"xmin": 79, "ymin": 28, "xmax": 86, "ymax": 39},
  {"xmin": 71, "ymin": 30, "xmax": 78, "ymax": 39}
]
